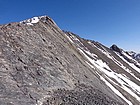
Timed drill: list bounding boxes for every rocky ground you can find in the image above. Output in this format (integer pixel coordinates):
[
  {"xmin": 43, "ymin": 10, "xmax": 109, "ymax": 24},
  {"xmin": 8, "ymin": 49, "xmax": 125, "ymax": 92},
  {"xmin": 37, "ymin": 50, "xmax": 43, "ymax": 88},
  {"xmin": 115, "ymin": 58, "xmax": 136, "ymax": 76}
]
[{"xmin": 43, "ymin": 84, "xmax": 124, "ymax": 105}]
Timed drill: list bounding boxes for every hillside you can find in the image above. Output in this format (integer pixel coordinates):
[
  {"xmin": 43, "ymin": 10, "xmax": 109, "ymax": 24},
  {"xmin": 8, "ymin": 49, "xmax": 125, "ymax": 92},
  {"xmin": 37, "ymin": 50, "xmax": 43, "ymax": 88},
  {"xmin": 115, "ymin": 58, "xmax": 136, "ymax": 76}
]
[{"xmin": 0, "ymin": 16, "xmax": 140, "ymax": 105}]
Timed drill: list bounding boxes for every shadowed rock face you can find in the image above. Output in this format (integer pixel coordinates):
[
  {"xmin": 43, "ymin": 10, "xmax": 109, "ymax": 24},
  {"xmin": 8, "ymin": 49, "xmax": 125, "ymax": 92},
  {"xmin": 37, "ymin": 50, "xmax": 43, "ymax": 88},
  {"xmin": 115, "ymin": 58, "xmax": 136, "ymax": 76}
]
[
  {"xmin": 110, "ymin": 44, "xmax": 122, "ymax": 54},
  {"xmin": 0, "ymin": 16, "xmax": 139, "ymax": 105}
]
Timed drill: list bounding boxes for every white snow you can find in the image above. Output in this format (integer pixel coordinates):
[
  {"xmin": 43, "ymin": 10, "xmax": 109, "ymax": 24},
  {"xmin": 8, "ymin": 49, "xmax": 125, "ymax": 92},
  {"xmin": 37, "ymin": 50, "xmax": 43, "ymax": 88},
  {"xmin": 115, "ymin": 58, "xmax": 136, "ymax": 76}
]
[
  {"xmin": 65, "ymin": 34, "xmax": 74, "ymax": 43},
  {"xmin": 110, "ymin": 55, "xmax": 140, "ymax": 82},
  {"xmin": 95, "ymin": 59, "xmax": 140, "ymax": 102},
  {"xmin": 20, "ymin": 16, "xmax": 41, "ymax": 25},
  {"xmin": 26, "ymin": 23, "xmax": 33, "ymax": 25},
  {"xmin": 69, "ymin": 34, "xmax": 85, "ymax": 48},
  {"xmin": 78, "ymin": 48, "xmax": 140, "ymax": 103},
  {"xmin": 116, "ymin": 52, "xmax": 140, "ymax": 74},
  {"xmin": 100, "ymin": 76, "xmax": 133, "ymax": 105},
  {"xmin": 88, "ymin": 42, "xmax": 112, "ymax": 59},
  {"xmin": 122, "ymin": 51, "xmax": 133, "ymax": 60},
  {"xmin": 88, "ymin": 46, "xmax": 140, "ymax": 82},
  {"xmin": 30, "ymin": 17, "xmax": 40, "ymax": 23},
  {"xmin": 85, "ymin": 50, "xmax": 98, "ymax": 59},
  {"xmin": 70, "ymin": 34, "xmax": 80, "ymax": 41}
]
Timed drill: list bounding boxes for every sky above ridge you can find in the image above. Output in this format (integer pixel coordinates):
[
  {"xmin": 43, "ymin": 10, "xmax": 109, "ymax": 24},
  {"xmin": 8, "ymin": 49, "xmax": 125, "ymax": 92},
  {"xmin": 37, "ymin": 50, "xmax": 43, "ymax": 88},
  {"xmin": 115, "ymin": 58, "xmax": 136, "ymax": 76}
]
[{"xmin": 0, "ymin": 0, "xmax": 140, "ymax": 52}]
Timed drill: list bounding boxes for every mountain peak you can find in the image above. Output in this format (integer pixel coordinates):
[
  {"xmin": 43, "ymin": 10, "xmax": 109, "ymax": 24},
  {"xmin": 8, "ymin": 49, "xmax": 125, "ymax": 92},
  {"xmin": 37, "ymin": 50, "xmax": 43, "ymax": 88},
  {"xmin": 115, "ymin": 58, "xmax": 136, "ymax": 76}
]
[
  {"xmin": 110, "ymin": 44, "xmax": 122, "ymax": 53},
  {"xmin": 20, "ymin": 15, "xmax": 56, "ymax": 25}
]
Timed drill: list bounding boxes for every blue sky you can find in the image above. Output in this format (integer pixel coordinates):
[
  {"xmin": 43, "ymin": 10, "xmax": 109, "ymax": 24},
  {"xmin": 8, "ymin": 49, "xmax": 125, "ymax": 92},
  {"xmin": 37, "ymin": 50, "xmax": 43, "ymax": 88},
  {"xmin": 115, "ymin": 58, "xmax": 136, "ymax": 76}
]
[{"xmin": 0, "ymin": 0, "xmax": 140, "ymax": 52}]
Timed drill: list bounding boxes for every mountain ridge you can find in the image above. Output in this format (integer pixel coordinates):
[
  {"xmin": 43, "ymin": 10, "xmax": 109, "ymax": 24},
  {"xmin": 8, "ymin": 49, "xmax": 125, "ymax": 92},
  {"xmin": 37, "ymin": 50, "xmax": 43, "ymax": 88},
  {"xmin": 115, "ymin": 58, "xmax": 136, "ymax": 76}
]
[{"xmin": 0, "ymin": 16, "xmax": 140, "ymax": 105}]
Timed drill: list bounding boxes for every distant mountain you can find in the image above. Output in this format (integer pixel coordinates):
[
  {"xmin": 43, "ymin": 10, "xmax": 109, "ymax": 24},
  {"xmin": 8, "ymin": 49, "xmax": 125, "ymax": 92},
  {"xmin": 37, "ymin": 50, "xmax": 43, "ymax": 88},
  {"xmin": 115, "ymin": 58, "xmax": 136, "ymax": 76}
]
[
  {"xmin": 131, "ymin": 53, "xmax": 140, "ymax": 63},
  {"xmin": 110, "ymin": 45, "xmax": 140, "ymax": 68},
  {"xmin": 0, "ymin": 16, "xmax": 140, "ymax": 105}
]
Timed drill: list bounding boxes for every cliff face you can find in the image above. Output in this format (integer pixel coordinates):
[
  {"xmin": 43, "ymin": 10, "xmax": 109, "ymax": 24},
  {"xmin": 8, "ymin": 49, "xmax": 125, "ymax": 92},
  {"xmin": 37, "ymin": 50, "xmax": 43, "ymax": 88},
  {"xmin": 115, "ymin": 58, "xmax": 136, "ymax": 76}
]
[{"xmin": 0, "ymin": 16, "xmax": 139, "ymax": 105}]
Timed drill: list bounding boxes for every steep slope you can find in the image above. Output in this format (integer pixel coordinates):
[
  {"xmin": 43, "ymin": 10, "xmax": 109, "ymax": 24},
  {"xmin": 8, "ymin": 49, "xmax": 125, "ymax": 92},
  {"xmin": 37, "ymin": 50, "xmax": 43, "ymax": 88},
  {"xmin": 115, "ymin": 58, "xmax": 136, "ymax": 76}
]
[
  {"xmin": 65, "ymin": 32, "xmax": 140, "ymax": 105},
  {"xmin": 0, "ymin": 16, "xmax": 139, "ymax": 105}
]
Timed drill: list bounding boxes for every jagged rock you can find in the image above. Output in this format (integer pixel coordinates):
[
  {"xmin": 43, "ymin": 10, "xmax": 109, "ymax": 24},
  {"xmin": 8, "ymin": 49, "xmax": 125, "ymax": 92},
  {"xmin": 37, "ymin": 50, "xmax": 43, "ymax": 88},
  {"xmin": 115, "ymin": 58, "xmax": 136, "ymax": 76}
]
[{"xmin": 110, "ymin": 44, "xmax": 122, "ymax": 53}]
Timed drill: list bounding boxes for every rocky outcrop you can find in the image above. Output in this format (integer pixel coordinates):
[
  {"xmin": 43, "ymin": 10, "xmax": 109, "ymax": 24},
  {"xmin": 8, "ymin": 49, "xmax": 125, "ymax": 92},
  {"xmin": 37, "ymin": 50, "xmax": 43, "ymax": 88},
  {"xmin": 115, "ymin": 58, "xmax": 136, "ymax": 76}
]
[{"xmin": 110, "ymin": 44, "xmax": 122, "ymax": 53}]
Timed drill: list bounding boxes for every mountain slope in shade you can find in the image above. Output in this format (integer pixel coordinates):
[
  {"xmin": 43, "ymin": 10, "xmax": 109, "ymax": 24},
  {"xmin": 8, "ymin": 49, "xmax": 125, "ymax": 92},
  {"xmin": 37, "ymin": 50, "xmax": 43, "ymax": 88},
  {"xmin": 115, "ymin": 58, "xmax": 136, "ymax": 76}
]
[{"xmin": 0, "ymin": 16, "xmax": 140, "ymax": 105}]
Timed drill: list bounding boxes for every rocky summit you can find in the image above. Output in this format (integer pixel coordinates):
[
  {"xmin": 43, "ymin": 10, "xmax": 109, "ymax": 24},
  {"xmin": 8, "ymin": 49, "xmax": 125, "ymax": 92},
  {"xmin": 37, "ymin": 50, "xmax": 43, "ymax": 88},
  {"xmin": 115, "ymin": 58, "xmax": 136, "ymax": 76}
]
[{"xmin": 0, "ymin": 16, "xmax": 140, "ymax": 105}]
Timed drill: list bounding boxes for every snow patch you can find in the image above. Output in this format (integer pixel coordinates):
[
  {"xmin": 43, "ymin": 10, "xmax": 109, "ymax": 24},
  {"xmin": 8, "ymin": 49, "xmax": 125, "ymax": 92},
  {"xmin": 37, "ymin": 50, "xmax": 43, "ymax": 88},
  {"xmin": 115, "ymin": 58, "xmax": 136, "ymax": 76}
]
[
  {"xmin": 100, "ymin": 76, "xmax": 133, "ymax": 105},
  {"xmin": 85, "ymin": 50, "xmax": 98, "ymax": 59},
  {"xmin": 122, "ymin": 51, "xmax": 133, "ymax": 60},
  {"xmin": 20, "ymin": 16, "xmax": 55, "ymax": 25},
  {"xmin": 20, "ymin": 17, "xmax": 40, "ymax": 25},
  {"xmin": 78, "ymin": 48, "xmax": 140, "ymax": 103},
  {"xmin": 30, "ymin": 17, "xmax": 40, "ymax": 23},
  {"xmin": 65, "ymin": 34, "xmax": 74, "ymax": 43},
  {"xmin": 116, "ymin": 52, "xmax": 140, "ymax": 74}
]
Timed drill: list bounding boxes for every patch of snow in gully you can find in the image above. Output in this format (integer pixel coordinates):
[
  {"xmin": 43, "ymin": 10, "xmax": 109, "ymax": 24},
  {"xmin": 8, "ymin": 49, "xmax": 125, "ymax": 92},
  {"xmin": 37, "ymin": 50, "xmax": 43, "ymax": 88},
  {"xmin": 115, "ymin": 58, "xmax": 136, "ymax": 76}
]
[
  {"xmin": 116, "ymin": 52, "xmax": 140, "ymax": 74},
  {"xmin": 78, "ymin": 48, "xmax": 140, "ymax": 104},
  {"xmin": 100, "ymin": 76, "xmax": 133, "ymax": 105}
]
